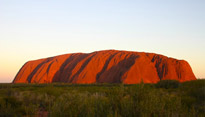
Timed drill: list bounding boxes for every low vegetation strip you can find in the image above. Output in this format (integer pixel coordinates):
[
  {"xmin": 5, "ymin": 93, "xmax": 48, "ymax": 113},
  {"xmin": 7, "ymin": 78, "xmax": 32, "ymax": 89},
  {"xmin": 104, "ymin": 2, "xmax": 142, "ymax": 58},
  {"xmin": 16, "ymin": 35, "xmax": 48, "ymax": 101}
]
[{"xmin": 0, "ymin": 80, "xmax": 204, "ymax": 117}]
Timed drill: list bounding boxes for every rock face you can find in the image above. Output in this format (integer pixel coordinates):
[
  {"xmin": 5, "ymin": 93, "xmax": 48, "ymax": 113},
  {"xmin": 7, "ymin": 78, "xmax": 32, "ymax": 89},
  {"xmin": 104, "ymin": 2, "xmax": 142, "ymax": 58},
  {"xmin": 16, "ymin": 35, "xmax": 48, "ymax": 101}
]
[{"xmin": 13, "ymin": 50, "xmax": 196, "ymax": 84}]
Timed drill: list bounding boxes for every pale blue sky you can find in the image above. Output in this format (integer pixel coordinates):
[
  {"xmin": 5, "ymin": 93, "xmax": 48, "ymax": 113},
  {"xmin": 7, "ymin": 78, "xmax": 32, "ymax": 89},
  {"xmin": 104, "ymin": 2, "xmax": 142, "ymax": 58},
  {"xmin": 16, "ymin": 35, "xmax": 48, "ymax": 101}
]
[{"xmin": 0, "ymin": 0, "xmax": 204, "ymax": 82}]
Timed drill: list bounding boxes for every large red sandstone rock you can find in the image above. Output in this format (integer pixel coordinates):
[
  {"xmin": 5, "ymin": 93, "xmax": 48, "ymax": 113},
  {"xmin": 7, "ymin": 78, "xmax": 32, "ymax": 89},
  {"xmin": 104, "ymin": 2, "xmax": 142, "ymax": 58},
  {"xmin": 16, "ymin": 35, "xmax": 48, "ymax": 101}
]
[{"xmin": 13, "ymin": 50, "xmax": 196, "ymax": 84}]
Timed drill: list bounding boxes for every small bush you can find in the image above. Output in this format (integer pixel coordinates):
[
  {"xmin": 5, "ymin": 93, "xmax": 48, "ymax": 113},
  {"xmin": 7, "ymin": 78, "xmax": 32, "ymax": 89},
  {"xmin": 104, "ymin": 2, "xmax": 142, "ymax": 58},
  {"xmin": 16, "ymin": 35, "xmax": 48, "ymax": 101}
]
[{"xmin": 156, "ymin": 80, "xmax": 180, "ymax": 89}]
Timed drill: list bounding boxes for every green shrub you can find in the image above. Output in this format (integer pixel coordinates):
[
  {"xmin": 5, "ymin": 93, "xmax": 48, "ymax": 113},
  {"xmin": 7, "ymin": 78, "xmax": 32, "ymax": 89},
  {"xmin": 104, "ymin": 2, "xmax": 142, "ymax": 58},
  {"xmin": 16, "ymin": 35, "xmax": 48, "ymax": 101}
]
[
  {"xmin": 156, "ymin": 80, "xmax": 180, "ymax": 89},
  {"xmin": 0, "ymin": 96, "xmax": 27, "ymax": 116},
  {"xmin": 180, "ymin": 80, "xmax": 205, "ymax": 115}
]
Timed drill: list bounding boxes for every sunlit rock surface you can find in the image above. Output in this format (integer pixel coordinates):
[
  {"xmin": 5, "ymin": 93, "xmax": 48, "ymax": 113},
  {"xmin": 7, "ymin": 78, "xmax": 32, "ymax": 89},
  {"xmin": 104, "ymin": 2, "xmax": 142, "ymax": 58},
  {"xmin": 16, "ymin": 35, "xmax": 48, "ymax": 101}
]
[{"xmin": 13, "ymin": 50, "xmax": 196, "ymax": 84}]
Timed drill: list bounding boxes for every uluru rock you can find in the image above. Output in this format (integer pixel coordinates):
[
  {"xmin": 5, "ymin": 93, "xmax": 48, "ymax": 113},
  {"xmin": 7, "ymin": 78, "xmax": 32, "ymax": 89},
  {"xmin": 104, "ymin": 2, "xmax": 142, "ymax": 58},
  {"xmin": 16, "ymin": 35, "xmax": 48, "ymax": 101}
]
[{"xmin": 13, "ymin": 50, "xmax": 196, "ymax": 84}]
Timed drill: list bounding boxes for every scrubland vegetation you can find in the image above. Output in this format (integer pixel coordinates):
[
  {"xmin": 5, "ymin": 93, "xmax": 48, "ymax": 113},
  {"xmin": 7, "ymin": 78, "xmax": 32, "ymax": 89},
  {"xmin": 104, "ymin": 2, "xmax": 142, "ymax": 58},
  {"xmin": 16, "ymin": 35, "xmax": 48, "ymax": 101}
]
[{"xmin": 0, "ymin": 80, "xmax": 204, "ymax": 117}]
